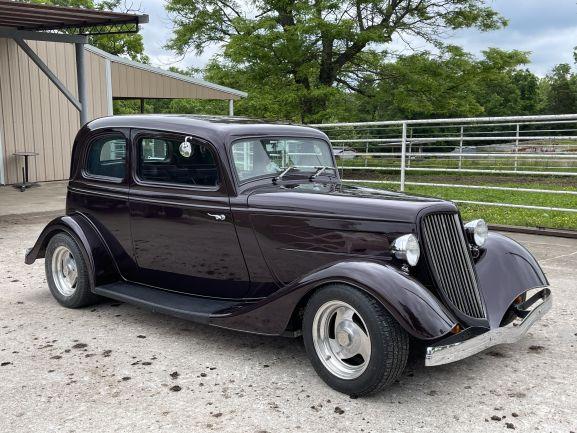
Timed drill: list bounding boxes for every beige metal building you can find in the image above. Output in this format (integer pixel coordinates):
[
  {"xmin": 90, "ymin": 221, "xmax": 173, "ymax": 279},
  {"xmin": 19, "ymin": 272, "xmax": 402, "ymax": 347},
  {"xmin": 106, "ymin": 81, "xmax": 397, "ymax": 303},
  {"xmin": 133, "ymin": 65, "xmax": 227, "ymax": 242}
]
[{"xmin": 0, "ymin": 3, "xmax": 246, "ymax": 186}]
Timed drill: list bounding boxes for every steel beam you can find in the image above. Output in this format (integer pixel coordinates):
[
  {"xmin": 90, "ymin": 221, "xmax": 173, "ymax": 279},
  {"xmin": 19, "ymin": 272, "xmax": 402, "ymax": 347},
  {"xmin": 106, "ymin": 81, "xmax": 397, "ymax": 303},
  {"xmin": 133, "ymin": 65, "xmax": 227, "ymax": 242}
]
[
  {"xmin": 14, "ymin": 38, "xmax": 81, "ymax": 111},
  {"xmin": 0, "ymin": 27, "xmax": 87, "ymax": 44},
  {"xmin": 311, "ymin": 113, "xmax": 577, "ymax": 128},
  {"xmin": 75, "ymin": 42, "xmax": 89, "ymax": 125},
  {"xmin": 104, "ymin": 58, "xmax": 113, "ymax": 115},
  {"xmin": 0, "ymin": 129, "xmax": 5, "ymax": 185},
  {"xmin": 400, "ymin": 122, "xmax": 407, "ymax": 192}
]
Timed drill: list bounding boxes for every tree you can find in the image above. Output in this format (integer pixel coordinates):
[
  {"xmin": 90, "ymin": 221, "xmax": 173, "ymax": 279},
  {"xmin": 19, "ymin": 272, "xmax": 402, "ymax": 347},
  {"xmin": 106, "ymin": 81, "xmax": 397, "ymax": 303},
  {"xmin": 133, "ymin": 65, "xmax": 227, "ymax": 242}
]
[
  {"xmin": 320, "ymin": 47, "xmax": 537, "ymax": 121},
  {"xmin": 165, "ymin": 0, "xmax": 506, "ymax": 122},
  {"xmin": 473, "ymin": 48, "xmax": 535, "ymax": 116},
  {"xmin": 355, "ymin": 46, "xmax": 484, "ymax": 120},
  {"xmin": 543, "ymin": 64, "xmax": 577, "ymax": 114},
  {"xmin": 26, "ymin": 0, "xmax": 148, "ymax": 62}
]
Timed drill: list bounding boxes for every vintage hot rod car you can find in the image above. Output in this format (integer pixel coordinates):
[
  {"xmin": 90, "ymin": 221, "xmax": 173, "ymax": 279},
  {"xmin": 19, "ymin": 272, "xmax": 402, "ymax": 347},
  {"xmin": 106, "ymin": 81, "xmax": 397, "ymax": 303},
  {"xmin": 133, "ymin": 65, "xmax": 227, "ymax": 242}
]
[{"xmin": 25, "ymin": 115, "xmax": 552, "ymax": 396}]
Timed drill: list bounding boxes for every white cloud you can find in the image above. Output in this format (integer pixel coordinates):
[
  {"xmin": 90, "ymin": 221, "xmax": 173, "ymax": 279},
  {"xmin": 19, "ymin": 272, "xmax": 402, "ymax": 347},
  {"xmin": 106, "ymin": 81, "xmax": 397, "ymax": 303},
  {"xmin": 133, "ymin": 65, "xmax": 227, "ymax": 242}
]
[
  {"xmin": 138, "ymin": 0, "xmax": 222, "ymax": 70},
  {"xmin": 453, "ymin": 0, "xmax": 577, "ymax": 75}
]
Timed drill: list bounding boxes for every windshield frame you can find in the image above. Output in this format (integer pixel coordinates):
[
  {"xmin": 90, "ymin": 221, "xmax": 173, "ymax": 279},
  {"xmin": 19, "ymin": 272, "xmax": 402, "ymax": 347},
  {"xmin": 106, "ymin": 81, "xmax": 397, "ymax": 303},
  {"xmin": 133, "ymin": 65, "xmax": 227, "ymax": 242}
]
[{"xmin": 228, "ymin": 135, "xmax": 339, "ymax": 186}]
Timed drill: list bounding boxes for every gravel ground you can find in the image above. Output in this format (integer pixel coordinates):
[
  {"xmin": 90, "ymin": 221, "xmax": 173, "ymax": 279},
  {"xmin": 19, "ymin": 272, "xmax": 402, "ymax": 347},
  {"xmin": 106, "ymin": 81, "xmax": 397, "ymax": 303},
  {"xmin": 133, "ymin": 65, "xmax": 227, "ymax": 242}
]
[{"xmin": 0, "ymin": 213, "xmax": 576, "ymax": 433}]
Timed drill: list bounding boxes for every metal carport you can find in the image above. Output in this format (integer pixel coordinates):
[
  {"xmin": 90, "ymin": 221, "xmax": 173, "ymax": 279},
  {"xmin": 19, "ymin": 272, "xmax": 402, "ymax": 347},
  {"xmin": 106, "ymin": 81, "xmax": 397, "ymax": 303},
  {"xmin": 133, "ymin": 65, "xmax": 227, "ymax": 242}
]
[
  {"xmin": 0, "ymin": 1, "xmax": 247, "ymax": 185},
  {"xmin": 0, "ymin": 0, "xmax": 148, "ymax": 126}
]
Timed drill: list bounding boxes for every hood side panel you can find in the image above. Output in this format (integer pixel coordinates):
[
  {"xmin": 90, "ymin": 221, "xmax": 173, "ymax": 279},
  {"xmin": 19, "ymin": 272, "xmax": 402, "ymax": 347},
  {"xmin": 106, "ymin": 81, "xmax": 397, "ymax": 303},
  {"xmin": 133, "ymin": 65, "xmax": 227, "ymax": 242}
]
[{"xmin": 249, "ymin": 213, "xmax": 414, "ymax": 290}]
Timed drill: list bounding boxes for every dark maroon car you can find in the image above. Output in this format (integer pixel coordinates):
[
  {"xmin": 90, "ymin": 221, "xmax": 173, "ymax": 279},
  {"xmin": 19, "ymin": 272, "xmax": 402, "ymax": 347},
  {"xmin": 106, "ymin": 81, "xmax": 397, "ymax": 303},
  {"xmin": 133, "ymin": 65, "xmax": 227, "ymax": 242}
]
[{"xmin": 25, "ymin": 115, "xmax": 552, "ymax": 396}]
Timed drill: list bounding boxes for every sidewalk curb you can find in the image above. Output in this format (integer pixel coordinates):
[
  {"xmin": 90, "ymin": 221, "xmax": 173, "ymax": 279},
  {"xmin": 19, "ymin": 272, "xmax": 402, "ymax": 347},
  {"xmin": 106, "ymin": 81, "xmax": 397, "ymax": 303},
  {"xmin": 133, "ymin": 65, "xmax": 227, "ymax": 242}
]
[{"xmin": 491, "ymin": 224, "xmax": 577, "ymax": 239}]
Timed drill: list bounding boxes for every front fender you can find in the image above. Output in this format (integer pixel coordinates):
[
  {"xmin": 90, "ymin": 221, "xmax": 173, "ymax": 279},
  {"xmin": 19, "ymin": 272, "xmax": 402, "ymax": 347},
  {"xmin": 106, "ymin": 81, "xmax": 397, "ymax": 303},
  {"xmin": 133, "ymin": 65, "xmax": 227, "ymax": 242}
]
[
  {"xmin": 24, "ymin": 214, "xmax": 119, "ymax": 287},
  {"xmin": 476, "ymin": 233, "xmax": 549, "ymax": 328},
  {"xmin": 212, "ymin": 260, "xmax": 457, "ymax": 340}
]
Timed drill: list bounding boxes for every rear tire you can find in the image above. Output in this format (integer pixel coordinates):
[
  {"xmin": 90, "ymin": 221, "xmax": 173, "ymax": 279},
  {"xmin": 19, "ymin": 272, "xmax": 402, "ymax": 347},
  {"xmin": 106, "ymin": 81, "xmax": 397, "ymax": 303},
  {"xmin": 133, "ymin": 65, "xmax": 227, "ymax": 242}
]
[
  {"xmin": 303, "ymin": 284, "xmax": 409, "ymax": 396},
  {"xmin": 45, "ymin": 233, "xmax": 99, "ymax": 308}
]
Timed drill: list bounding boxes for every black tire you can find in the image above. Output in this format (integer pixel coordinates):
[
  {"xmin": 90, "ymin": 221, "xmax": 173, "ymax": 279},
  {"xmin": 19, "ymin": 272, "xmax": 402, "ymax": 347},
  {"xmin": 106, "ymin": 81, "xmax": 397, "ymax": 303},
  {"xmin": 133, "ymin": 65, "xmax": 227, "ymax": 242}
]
[
  {"xmin": 45, "ymin": 232, "xmax": 99, "ymax": 308},
  {"xmin": 303, "ymin": 284, "xmax": 409, "ymax": 396}
]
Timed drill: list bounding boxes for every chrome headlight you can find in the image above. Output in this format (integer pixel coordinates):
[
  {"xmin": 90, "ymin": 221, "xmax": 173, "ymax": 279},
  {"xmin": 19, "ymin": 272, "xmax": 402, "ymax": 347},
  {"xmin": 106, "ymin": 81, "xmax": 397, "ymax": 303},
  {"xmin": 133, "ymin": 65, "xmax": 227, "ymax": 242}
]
[
  {"xmin": 465, "ymin": 219, "xmax": 488, "ymax": 247},
  {"xmin": 392, "ymin": 234, "xmax": 420, "ymax": 266}
]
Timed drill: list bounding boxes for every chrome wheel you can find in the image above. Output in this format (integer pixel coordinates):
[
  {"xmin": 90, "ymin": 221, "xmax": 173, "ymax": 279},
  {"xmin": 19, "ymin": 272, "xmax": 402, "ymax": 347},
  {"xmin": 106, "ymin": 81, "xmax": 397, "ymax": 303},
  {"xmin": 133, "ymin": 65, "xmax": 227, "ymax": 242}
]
[
  {"xmin": 51, "ymin": 245, "xmax": 78, "ymax": 297},
  {"xmin": 312, "ymin": 300, "xmax": 371, "ymax": 380}
]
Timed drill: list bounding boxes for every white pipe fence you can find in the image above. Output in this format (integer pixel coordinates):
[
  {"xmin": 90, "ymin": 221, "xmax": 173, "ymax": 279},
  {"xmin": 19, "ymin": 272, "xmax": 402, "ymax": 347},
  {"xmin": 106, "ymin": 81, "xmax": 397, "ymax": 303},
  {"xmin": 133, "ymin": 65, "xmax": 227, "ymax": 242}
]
[{"xmin": 310, "ymin": 114, "xmax": 577, "ymax": 214}]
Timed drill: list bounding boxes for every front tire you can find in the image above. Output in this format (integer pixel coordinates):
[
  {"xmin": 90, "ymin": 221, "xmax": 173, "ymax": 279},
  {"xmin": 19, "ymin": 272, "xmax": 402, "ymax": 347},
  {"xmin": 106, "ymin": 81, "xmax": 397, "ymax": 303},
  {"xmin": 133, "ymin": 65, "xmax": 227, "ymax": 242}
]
[
  {"xmin": 303, "ymin": 284, "xmax": 409, "ymax": 396},
  {"xmin": 45, "ymin": 232, "xmax": 99, "ymax": 308}
]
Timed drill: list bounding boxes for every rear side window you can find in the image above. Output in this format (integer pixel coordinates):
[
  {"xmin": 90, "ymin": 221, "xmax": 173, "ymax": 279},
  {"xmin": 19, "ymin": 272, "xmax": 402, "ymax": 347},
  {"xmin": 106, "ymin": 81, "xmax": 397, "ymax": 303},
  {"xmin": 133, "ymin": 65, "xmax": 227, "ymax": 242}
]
[
  {"xmin": 137, "ymin": 137, "xmax": 219, "ymax": 187},
  {"xmin": 85, "ymin": 136, "xmax": 126, "ymax": 180}
]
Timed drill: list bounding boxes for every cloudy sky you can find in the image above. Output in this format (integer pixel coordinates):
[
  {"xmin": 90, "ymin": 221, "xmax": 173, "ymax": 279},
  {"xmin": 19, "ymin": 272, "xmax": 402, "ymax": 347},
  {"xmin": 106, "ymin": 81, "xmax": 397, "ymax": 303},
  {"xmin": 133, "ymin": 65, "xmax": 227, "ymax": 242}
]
[{"xmin": 139, "ymin": 0, "xmax": 577, "ymax": 76}]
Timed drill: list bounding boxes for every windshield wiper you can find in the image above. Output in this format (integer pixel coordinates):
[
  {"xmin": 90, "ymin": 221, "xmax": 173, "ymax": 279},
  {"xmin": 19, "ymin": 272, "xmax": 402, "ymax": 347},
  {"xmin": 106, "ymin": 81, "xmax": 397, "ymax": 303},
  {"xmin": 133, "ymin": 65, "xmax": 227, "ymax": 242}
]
[
  {"xmin": 309, "ymin": 166, "xmax": 337, "ymax": 180},
  {"xmin": 273, "ymin": 165, "xmax": 297, "ymax": 183}
]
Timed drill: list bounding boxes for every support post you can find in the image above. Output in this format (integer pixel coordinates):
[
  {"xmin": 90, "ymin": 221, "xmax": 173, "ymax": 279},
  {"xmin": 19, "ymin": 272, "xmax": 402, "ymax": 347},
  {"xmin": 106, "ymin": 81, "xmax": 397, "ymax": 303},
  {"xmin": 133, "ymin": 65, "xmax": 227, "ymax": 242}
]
[
  {"xmin": 400, "ymin": 122, "xmax": 407, "ymax": 192},
  {"xmin": 458, "ymin": 126, "xmax": 464, "ymax": 170},
  {"xmin": 75, "ymin": 42, "xmax": 89, "ymax": 126},
  {"xmin": 104, "ymin": 59, "xmax": 113, "ymax": 115},
  {"xmin": 407, "ymin": 127, "xmax": 413, "ymax": 168},
  {"xmin": 514, "ymin": 123, "xmax": 520, "ymax": 171},
  {"xmin": 140, "ymin": 98, "xmax": 145, "ymax": 114},
  {"xmin": 365, "ymin": 142, "xmax": 369, "ymax": 167},
  {"xmin": 0, "ymin": 129, "xmax": 4, "ymax": 185},
  {"xmin": 229, "ymin": 99, "xmax": 234, "ymax": 117}
]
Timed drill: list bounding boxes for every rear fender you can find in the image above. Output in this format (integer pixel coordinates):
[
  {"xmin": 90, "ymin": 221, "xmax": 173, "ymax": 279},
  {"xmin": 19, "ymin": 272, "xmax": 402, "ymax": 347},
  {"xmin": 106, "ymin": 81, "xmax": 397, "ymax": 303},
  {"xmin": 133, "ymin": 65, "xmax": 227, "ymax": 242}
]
[
  {"xmin": 211, "ymin": 260, "xmax": 457, "ymax": 340},
  {"xmin": 24, "ymin": 214, "xmax": 119, "ymax": 288},
  {"xmin": 476, "ymin": 233, "xmax": 549, "ymax": 328}
]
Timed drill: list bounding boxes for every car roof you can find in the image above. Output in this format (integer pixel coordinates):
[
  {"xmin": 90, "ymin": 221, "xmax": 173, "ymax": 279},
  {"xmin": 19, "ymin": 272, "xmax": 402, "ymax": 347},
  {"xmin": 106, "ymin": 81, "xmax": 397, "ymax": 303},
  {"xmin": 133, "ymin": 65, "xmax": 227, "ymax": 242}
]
[{"xmin": 86, "ymin": 114, "xmax": 329, "ymax": 147}]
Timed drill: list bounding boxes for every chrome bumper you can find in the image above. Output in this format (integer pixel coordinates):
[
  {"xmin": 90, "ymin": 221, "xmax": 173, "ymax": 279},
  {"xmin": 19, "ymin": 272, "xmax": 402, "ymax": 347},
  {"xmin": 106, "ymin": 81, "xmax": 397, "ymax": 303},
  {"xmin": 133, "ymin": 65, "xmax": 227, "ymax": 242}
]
[{"xmin": 425, "ymin": 288, "xmax": 552, "ymax": 367}]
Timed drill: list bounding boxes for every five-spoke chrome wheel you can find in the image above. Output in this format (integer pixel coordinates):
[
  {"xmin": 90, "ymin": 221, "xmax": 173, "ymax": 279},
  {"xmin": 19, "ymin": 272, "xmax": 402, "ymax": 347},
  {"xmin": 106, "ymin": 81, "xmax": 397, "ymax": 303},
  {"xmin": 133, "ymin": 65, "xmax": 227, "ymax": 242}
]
[
  {"xmin": 51, "ymin": 245, "xmax": 78, "ymax": 297},
  {"xmin": 46, "ymin": 233, "xmax": 99, "ymax": 308},
  {"xmin": 312, "ymin": 300, "xmax": 371, "ymax": 380}
]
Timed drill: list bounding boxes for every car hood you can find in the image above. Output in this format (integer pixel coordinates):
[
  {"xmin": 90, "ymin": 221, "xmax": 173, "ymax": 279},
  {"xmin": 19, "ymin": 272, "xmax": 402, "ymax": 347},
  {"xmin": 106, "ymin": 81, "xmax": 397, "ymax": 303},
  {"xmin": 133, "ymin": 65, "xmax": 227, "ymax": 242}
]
[{"xmin": 246, "ymin": 182, "xmax": 457, "ymax": 223}]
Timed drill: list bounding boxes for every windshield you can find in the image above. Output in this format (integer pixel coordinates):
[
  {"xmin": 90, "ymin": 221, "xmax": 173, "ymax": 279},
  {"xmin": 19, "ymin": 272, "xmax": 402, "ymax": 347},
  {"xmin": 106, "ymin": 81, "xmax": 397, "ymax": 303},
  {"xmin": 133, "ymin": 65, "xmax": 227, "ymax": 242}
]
[{"xmin": 231, "ymin": 137, "xmax": 336, "ymax": 182}]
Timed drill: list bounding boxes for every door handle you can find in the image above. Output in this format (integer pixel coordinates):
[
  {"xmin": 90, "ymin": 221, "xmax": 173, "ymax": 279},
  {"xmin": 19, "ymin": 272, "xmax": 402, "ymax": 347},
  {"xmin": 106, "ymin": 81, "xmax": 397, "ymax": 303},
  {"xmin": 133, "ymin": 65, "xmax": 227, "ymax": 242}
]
[{"xmin": 207, "ymin": 213, "xmax": 226, "ymax": 221}]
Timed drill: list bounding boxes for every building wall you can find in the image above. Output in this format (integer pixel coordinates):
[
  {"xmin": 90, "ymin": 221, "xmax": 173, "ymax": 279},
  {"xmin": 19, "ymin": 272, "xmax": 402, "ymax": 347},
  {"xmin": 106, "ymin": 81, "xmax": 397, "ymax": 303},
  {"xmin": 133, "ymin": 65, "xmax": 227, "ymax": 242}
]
[
  {"xmin": 0, "ymin": 38, "xmax": 108, "ymax": 185},
  {"xmin": 111, "ymin": 62, "xmax": 242, "ymax": 100},
  {"xmin": 0, "ymin": 39, "xmax": 244, "ymax": 185}
]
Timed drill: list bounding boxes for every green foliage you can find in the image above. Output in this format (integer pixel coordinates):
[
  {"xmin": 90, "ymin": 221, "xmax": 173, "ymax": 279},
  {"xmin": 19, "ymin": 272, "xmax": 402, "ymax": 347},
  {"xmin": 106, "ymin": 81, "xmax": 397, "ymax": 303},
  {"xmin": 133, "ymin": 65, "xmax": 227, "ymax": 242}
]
[
  {"xmin": 25, "ymin": 0, "xmax": 148, "ymax": 62},
  {"xmin": 165, "ymin": 0, "xmax": 506, "ymax": 121},
  {"xmin": 194, "ymin": 47, "xmax": 536, "ymax": 122},
  {"xmin": 354, "ymin": 180, "xmax": 577, "ymax": 230},
  {"xmin": 543, "ymin": 64, "xmax": 577, "ymax": 114},
  {"xmin": 473, "ymin": 49, "xmax": 535, "ymax": 116}
]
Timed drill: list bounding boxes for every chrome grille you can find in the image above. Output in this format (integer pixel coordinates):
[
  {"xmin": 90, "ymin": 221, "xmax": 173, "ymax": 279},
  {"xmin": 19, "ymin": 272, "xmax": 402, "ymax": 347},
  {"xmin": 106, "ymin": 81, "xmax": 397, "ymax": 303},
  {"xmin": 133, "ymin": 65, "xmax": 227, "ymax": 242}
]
[{"xmin": 421, "ymin": 213, "xmax": 486, "ymax": 319}]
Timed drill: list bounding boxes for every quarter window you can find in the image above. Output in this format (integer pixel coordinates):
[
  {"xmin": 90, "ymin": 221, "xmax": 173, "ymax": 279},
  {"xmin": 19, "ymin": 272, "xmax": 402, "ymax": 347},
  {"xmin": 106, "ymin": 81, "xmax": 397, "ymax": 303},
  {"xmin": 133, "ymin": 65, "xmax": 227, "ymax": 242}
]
[
  {"xmin": 137, "ymin": 137, "xmax": 219, "ymax": 187},
  {"xmin": 85, "ymin": 136, "xmax": 126, "ymax": 179}
]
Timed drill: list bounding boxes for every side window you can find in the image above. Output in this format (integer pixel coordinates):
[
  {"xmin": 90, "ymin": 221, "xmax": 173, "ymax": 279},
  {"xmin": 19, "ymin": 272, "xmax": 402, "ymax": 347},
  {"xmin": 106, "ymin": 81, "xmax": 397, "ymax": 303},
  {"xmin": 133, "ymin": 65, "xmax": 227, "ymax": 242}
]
[
  {"xmin": 85, "ymin": 135, "xmax": 126, "ymax": 180},
  {"xmin": 137, "ymin": 136, "xmax": 220, "ymax": 187}
]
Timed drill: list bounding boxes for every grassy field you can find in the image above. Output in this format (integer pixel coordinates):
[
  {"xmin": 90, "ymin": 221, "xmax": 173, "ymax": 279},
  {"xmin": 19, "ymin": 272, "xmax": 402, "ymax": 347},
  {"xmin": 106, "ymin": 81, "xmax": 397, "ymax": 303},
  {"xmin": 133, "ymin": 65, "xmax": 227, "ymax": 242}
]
[
  {"xmin": 346, "ymin": 170, "xmax": 577, "ymax": 231},
  {"xmin": 339, "ymin": 154, "xmax": 577, "ymax": 172}
]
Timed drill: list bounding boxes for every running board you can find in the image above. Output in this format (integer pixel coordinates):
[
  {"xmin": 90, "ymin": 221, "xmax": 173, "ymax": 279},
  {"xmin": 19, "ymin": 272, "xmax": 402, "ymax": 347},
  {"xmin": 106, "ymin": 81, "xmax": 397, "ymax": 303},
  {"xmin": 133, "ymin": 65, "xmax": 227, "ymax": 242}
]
[{"xmin": 93, "ymin": 282, "xmax": 242, "ymax": 324}]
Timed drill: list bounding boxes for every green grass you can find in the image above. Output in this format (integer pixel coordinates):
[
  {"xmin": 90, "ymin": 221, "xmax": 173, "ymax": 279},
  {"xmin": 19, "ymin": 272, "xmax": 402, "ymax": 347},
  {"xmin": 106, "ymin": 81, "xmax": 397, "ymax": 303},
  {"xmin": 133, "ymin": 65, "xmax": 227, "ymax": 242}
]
[
  {"xmin": 342, "ymin": 169, "xmax": 577, "ymax": 188},
  {"xmin": 350, "ymin": 180, "xmax": 577, "ymax": 231},
  {"xmin": 338, "ymin": 156, "xmax": 577, "ymax": 172},
  {"xmin": 337, "ymin": 156, "xmax": 577, "ymax": 230}
]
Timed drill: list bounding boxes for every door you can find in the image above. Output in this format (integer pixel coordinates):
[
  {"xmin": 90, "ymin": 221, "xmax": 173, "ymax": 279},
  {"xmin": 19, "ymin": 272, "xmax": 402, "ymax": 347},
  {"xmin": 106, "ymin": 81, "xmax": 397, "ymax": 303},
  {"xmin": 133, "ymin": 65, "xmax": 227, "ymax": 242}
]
[
  {"xmin": 67, "ymin": 129, "xmax": 137, "ymax": 277},
  {"xmin": 128, "ymin": 130, "xmax": 250, "ymax": 299}
]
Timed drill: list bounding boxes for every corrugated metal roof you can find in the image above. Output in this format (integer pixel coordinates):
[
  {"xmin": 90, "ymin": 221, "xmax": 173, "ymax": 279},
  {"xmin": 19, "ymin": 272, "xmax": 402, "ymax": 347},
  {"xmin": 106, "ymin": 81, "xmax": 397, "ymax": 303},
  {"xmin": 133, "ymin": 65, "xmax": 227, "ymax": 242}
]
[
  {"xmin": 0, "ymin": 0, "xmax": 148, "ymax": 34},
  {"xmin": 85, "ymin": 44, "xmax": 247, "ymax": 98}
]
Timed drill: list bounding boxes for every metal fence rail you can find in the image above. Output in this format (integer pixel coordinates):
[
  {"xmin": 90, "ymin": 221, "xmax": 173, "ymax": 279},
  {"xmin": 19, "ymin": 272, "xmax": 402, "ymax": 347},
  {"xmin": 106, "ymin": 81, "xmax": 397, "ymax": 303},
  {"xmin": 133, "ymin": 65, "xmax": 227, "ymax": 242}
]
[{"xmin": 310, "ymin": 114, "xmax": 577, "ymax": 214}]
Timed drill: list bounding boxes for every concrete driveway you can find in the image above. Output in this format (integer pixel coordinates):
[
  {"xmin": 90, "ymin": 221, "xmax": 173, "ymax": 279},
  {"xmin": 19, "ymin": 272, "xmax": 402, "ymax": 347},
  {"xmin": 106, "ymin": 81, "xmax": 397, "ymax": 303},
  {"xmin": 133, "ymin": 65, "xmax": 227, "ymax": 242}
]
[{"xmin": 0, "ymin": 213, "xmax": 575, "ymax": 433}]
